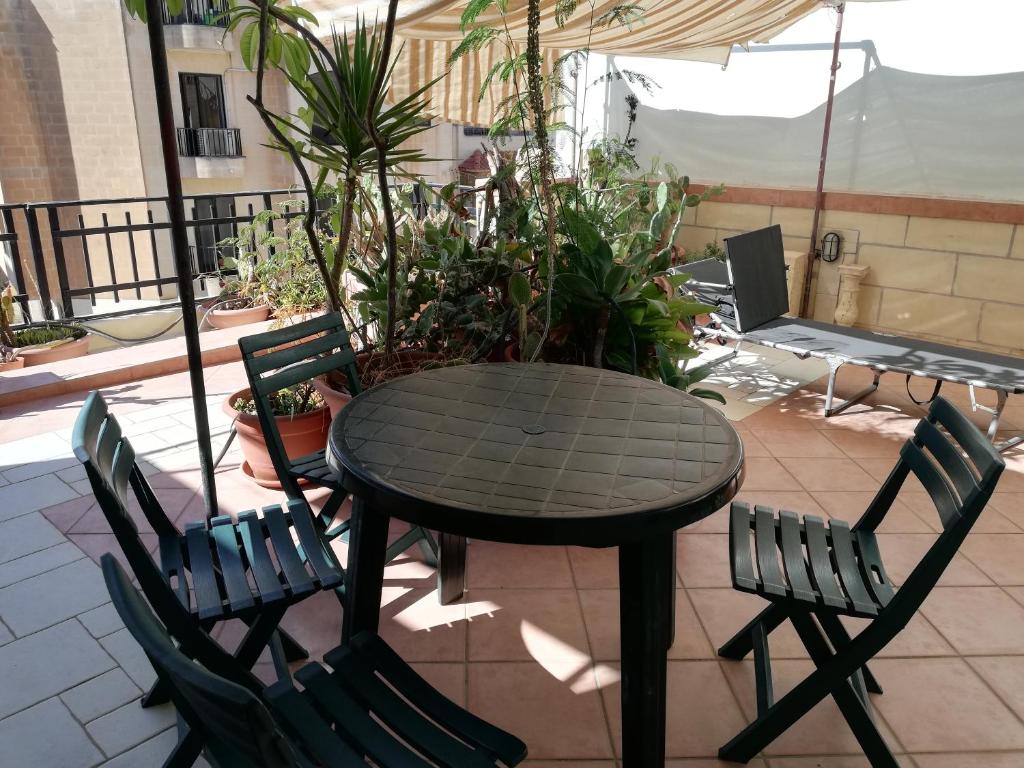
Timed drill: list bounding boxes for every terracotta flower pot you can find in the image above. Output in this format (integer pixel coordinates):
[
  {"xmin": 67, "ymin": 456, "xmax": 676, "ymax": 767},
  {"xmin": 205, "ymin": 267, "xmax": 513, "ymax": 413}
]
[
  {"xmin": 207, "ymin": 304, "xmax": 271, "ymax": 329},
  {"xmin": 314, "ymin": 349, "xmax": 443, "ymax": 418},
  {"xmin": 311, "ymin": 377, "xmax": 353, "ymax": 419},
  {"xmin": 0, "ymin": 356, "xmax": 25, "ymax": 373},
  {"xmin": 223, "ymin": 388, "xmax": 330, "ymax": 488},
  {"xmin": 19, "ymin": 335, "xmax": 90, "ymax": 366}
]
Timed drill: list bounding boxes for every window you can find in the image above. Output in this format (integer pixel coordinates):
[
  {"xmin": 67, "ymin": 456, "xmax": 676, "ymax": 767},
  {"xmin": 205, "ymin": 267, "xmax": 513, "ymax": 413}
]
[{"xmin": 179, "ymin": 73, "xmax": 227, "ymax": 129}]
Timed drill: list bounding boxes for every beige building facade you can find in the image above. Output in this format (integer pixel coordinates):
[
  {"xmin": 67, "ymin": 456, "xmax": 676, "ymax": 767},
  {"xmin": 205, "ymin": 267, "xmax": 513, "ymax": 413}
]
[{"xmin": 0, "ymin": 0, "xmax": 295, "ymax": 320}]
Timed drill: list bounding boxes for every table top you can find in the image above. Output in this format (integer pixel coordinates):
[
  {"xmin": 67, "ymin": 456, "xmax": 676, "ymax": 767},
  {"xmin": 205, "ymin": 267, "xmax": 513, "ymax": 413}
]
[{"xmin": 328, "ymin": 363, "xmax": 744, "ymax": 546}]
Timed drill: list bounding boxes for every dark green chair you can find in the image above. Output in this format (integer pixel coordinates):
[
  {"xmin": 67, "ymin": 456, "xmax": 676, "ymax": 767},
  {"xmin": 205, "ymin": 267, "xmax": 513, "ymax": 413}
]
[
  {"xmin": 237, "ymin": 312, "xmax": 449, "ymax": 589},
  {"xmin": 73, "ymin": 391, "xmax": 344, "ymax": 765},
  {"xmin": 102, "ymin": 553, "xmax": 528, "ymax": 768},
  {"xmin": 718, "ymin": 397, "xmax": 1004, "ymax": 766}
]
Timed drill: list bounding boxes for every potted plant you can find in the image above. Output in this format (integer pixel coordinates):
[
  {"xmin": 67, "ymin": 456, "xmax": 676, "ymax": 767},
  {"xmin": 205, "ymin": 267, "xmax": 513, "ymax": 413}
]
[
  {"xmin": 0, "ymin": 285, "xmax": 24, "ymax": 372},
  {"xmin": 12, "ymin": 325, "xmax": 90, "ymax": 366},
  {"xmin": 223, "ymin": 381, "xmax": 330, "ymax": 487}
]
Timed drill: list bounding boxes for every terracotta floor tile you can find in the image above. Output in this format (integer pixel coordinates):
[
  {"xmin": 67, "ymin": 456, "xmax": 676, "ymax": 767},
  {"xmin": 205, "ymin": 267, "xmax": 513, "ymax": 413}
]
[
  {"xmin": 739, "ymin": 458, "xmax": 803, "ymax": 491},
  {"xmin": 903, "ymin": 491, "xmax": 1020, "ymax": 533},
  {"xmin": 688, "ymin": 493, "xmax": 827, "ymax": 534},
  {"xmin": 468, "ymin": 541, "xmax": 574, "ymax": 589},
  {"xmin": 910, "ymin": 754, "xmax": 1024, "ymax": 768},
  {"xmin": 467, "ymin": 589, "xmax": 590, "ymax": 663},
  {"xmin": 985, "ymin": 493, "xmax": 1024, "ymax": 529},
  {"xmin": 735, "ymin": 429, "xmax": 771, "ymax": 458},
  {"xmin": 821, "ymin": 428, "xmax": 905, "ymax": 459},
  {"xmin": 598, "ymin": 661, "xmax": 748, "ymax": 758},
  {"xmin": 721, "ymin": 659, "xmax": 898, "ymax": 756},
  {"xmin": 920, "ymin": 587, "xmax": 1024, "ymax": 655},
  {"xmin": 39, "ymin": 496, "xmax": 95, "ymax": 534},
  {"xmin": 408, "ymin": 662, "xmax": 466, "ymax": 706},
  {"xmin": 871, "ymin": 658, "xmax": 1024, "ymax": 752},
  {"xmin": 567, "ymin": 546, "xmax": 620, "ymax": 589},
  {"xmin": 578, "ymin": 588, "xmax": 714, "ymax": 661},
  {"xmin": 375, "ymin": 586, "xmax": 468, "ymax": 662},
  {"xmin": 778, "ymin": 458, "xmax": 879, "ymax": 492},
  {"xmin": 839, "ymin": 613, "xmax": 953, "ymax": 657},
  {"xmin": 961, "ymin": 534, "xmax": 1024, "ymax": 585},
  {"xmin": 523, "ymin": 762, "xmax": 615, "ymax": 768},
  {"xmin": 810, "ymin": 492, "xmax": 933, "ymax": 533},
  {"xmin": 688, "ymin": 588, "xmax": 806, "ymax": 659},
  {"xmin": 749, "ymin": 429, "xmax": 846, "ymax": 459},
  {"xmin": 765, "ymin": 756, "xmax": 913, "ymax": 767},
  {"xmin": 966, "ymin": 656, "xmax": 1024, "ymax": 723},
  {"xmin": 467, "ymin": 662, "xmax": 614, "ymax": 759},
  {"xmin": 875, "ymin": 534, "xmax": 991, "ymax": 587},
  {"xmin": 668, "ymin": 761, "xmax": 766, "ymax": 768},
  {"xmin": 677, "ymin": 534, "xmax": 733, "ymax": 587}
]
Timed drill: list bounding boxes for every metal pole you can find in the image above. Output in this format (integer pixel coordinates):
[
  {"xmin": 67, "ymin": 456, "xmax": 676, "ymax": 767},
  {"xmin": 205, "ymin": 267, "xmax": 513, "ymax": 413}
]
[
  {"xmin": 145, "ymin": 0, "xmax": 218, "ymax": 516},
  {"xmin": 799, "ymin": 1, "xmax": 845, "ymax": 318}
]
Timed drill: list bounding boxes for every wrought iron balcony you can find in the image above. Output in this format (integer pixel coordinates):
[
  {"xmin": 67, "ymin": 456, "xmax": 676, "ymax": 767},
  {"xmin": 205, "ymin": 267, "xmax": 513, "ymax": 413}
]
[
  {"xmin": 176, "ymin": 127, "xmax": 242, "ymax": 158},
  {"xmin": 162, "ymin": 0, "xmax": 229, "ymax": 27}
]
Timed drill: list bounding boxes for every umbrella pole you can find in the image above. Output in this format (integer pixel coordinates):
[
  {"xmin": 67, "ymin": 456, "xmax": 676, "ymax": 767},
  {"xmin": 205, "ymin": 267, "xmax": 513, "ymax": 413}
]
[
  {"xmin": 145, "ymin": 0, "xmax": 218, "ymax": 516},
  {"xmin": 800, "ymin": 1, "xmax": 845, "ymax": 318}
]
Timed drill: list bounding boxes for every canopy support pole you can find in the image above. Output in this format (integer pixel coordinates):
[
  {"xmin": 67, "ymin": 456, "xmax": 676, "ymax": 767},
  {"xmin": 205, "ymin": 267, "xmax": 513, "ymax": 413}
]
[
  {"xmin": 800, "ymin": 1, "xmax": 845, "ymax": 318},
  {"xmin": 145, "ymin": 0, "xmax": 218, "ymax": 516}
]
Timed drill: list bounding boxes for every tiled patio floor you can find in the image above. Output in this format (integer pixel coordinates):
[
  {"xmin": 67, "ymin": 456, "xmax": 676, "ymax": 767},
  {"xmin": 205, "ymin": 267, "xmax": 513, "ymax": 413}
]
[{"xmin": 1, "ymin": 349, "xmax": 1023, "ymax": 766}]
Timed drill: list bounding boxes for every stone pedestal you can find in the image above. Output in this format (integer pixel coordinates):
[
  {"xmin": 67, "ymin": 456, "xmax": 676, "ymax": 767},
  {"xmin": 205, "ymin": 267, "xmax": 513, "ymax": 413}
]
[
  {"xmin": 783, "ymin": 251, "xmax": 809, "ymax": 316},
  {"xmin": 834, "ymin": 264, "xmax": 870, "ymax": 326}
]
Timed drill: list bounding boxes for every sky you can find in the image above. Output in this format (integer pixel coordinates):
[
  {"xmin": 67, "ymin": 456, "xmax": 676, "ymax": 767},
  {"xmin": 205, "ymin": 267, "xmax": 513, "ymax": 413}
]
[{"xmin": 606, "ymin": 0, "xmax": 1024, "ymax": 118}]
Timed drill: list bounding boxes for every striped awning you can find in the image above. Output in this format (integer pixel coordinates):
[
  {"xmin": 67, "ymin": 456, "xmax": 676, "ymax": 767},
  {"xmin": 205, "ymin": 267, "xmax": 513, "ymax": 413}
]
[{"xmin": 297, "ymin": 0, "xmax": 829, "ymax": 126}]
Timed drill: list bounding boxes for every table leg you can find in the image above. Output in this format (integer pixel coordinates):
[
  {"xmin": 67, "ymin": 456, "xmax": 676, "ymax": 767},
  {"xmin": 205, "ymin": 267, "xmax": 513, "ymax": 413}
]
[
  {"xmin": 438, "ymin": 533, "xmax": 467, "ymax": 605},
  {"xmin": 618, "ymin": 532, "xmax": 674, "ymax": 768},
  {"xmin": 341, "ymin": 495, "xmax": 389, "ymax": 644}
]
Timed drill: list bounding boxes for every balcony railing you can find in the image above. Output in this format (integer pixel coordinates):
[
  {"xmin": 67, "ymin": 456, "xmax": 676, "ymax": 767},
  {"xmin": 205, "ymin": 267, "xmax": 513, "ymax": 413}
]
[
  {"xmin": 176, "ymin": 127, "xmax": 242, "ymax": 158},
  {"xmin": 162, "ymin": 0, "xmax": 229, "ymax": 27}
]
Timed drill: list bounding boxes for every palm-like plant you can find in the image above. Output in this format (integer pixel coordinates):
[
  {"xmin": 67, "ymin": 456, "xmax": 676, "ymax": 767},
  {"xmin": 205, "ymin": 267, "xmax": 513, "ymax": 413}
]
[{"xmin": 267, "ymin": 17, "xmax": 439, "ymax": 290}]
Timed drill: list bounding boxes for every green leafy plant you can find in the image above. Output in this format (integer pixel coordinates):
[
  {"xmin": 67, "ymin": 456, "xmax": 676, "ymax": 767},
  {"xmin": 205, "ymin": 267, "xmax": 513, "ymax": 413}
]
[
  {"xmin": 12, "ymin": 325, "xmax": 86, "ymax": 348},
  {"xmin": 232, "ymin": 381, "xmax": 324, "ymax": 417}
]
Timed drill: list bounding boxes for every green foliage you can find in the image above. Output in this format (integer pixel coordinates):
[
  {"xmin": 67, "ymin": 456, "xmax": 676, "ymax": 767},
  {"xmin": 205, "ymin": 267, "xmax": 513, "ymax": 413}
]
[
  {"xmin": 232, "ymin": 381, "xmax": 324, "ymax": 417},
  {"xmin": 699, "ymin": 241, "xmax": 726, "ymax": 261},
  {"xmin": 214, "ymin": 208, "xmax": 327, "ymax": 319},
  {"xmin": 12, "ymin": 325, "xmax": 85, "ymax": 348},
  {"xmin": 121, "ymin": 0, "xmax": 184, "ymax": 23}
]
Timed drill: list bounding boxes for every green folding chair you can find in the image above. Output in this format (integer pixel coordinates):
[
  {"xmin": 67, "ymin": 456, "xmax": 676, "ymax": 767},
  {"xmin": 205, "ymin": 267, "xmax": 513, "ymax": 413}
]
[
  {"xmin": 718, "ymin": 397, "xmax": 1004, "ymax": 766},
  {"xmin": 102, "ymin": 553, "xmax": 528, "ymax": 768},
  {"xmin": 238, "ymin": 312, "xmax": 438, "ymax": 565}
]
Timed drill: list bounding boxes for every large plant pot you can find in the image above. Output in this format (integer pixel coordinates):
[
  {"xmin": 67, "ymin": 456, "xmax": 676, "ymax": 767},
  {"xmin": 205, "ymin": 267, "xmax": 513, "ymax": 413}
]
[
  {"xmin": 223, "ymin": 388, "xmax": 330, "ymax": 488},
  {"xmin": 19, "ymin": 335, "xmax": 90, "ymax": 366},
  {"xmin": 314, "ymin": 349, "xmax": 443, "ymax": 419},
  {"xmin": 207, "ymin": 304, "xmax": 271, "ymax": 329},
  {"xmin": 0, "ymin": 357, "xmax": 25, "ymax": 373}
]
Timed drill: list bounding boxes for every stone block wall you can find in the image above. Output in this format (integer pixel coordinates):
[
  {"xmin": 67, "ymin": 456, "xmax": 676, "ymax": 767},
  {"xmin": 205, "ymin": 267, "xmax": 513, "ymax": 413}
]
[{"xmin": 675, "ymin": 187, "xmax": 1024, "ymax": 356}]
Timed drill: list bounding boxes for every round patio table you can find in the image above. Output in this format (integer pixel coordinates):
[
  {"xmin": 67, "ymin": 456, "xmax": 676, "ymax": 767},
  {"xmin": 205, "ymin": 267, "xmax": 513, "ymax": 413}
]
[{"xmin": 328, "ymin": 362, "xmax": 744, "ymax": 768}]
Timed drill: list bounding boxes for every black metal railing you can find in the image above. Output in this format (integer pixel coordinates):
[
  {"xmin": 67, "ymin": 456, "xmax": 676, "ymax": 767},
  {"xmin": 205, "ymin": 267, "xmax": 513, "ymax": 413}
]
[
  {"xmin": 162, "ymin": 0, "xmax": 229, "ymax": 27},
  {"xmin": 0, "ymin": 185, "xmax": 478, "ymax": 330},
  {"xmin": 176, "ymin": 127, "xmax": 242, "ymax": 158}
]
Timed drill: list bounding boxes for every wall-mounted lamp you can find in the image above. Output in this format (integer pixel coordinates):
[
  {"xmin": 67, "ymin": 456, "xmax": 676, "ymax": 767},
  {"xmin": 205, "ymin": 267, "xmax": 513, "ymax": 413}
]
[{"xmin": 818, "ymin": 231, "xmax": 842, "ymax": 262}]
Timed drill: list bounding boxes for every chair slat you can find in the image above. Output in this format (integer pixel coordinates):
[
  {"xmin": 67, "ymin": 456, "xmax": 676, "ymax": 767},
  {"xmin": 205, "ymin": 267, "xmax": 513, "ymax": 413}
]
[
  {"xmin": 328, "ymin": 647, "xmax": 496, "ymax": 768},
  {"xmin": 263, "ymin": 680, "xmax": 367, "ymax": 766},
  {"xmin": 184, "ymin": 522, "xmax": 223, "ymax": 620},
  {"xmin": 246, "ymin": 329, "xmax": 354, "ymax": 377},
  {"xmin": 110, "ymin": 440, "xmax": 136, "ymax": 504},
  {"xmin": 236, "ymin": 511, "xmax": 285, "ymax": 604},
  {"xmin": 159, "ymin": 535, "xmax": 190, "ymax": 610},
  {"xmin": 902, "ymin": 443, "xmax": 962, "ymax": 529},
  {"xmin": 344, "ymin": 633, "xmax": 528, "ymax": 766},
  {"xmin": 209, "ymin": 516, "xmax": 255, "ymax": 614},
  {"xmin": 254, "ymin": 350, "xmax": 356, "ymax": 397},
  {"xmin": 285, "ymin": 500, "xmax": 343, "ymax": 588},
  {"xmin": 778, "ymin": 511, "xmax": 816, "ymax": 603},
  {"xmin": 263, "ymin": 506, "xmax": 315, "ymax": 596},
  {"xmin": 95, "ymin": 416, "xmax": 123, "ymax": 480},
  {"xmin": 916, "ymin": 420, "xmax": 979, "ymax": 503},
  {"xmin": 295, "ymin": 663, "xmax": 435, "ymax": 768},
  {"xmin": 855, "ymin": 529, "xmax": 895, "ymax": 608},
  {"xmin": 730, "ymin": 503, "xmax": 758, "ymax": 591},
  {"xmin": 828, "ymin": 520, "xmax": 878, "ymax": 616},
  {"xmin": 754, "ymin": 506, "xmax": 788, "ymax": 597},
  {"xmin": 237, "ymin": 311, "xmax": 343, "ymax": 357},
  {"xmin": 803, "ymin": 516, "xmax": 848, "ymax": 609},
  {"xmin": 71, "ymin": 391, "xmax": 108, "ymax": 465},
  {"xmin": 930, "ymin": 397, "xmax": 1003, "ymax": 479}
]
